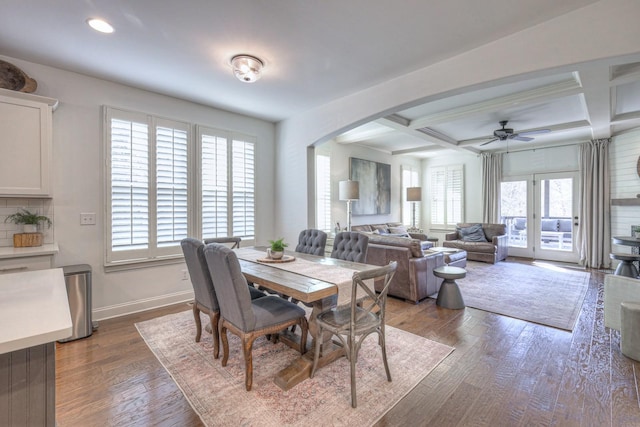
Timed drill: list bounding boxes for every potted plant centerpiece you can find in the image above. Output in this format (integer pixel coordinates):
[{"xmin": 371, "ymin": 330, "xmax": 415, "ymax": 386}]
[
  {"xmin": 5, "ymin": 208, "xmax": 52, "ymax": 233},
  {"xmin": 267, "ymin": 238, "xmax": 287, "ymax": 260}
]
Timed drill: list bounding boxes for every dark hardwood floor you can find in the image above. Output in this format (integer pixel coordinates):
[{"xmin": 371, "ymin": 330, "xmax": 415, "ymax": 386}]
[{"xmin": 55, "ymin": 265, "xmax": 640, "ymax": 426}]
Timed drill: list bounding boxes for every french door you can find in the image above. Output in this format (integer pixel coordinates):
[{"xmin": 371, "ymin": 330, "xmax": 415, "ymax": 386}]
[{"xmin": 500, "ymin": 172, "xmax": 579, "ymax": 263}]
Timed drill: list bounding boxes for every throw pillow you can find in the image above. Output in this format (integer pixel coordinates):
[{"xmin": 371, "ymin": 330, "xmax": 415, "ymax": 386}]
[
  {"xmin": 457, "ymin": 224, "xmax": 487, "ymax": 242},
  {"xmin": 388, "ymin": 226, "xmax": 408, "ymax": 235}
]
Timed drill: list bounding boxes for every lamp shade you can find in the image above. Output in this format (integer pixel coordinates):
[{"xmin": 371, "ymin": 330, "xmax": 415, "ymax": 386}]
[
  {"xmin": 406, "ymin": 187, "xmax": 422, "ymax": 202},
  {"xmin": 339, "ymin": 180, "xmax": 359, "ymax": 201}
]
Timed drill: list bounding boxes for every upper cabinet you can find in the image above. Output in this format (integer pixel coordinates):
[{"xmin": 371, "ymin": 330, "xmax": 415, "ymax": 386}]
[{"xmin": 0, "ymin": 88, "xmax": 58, "ymax": 197}]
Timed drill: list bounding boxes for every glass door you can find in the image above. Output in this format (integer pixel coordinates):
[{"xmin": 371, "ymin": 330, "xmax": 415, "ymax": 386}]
[
  {"xmin": 500, "ymin": 172, "xmax": 579, "ymax": 263},
  {"xmin": 534, "ymin": 172, "xmax": 579, "ymax": 263},
  {"xmin": 500, "ymin": 177, "xmax": 534, "ymax": 258}
]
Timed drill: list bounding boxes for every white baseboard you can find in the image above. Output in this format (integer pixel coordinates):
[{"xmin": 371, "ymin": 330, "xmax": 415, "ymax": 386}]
[{"xmin": 92, "ymin": 290, "xmax": 194, "ymax": 321}]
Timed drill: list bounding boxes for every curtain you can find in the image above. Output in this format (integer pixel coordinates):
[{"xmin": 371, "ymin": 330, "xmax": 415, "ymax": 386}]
[
  {"xmin": 577, "ymin": 139, "xmax": 611, "ymax": 268},
  {"xmin": 481, "ymin": 152, "xmax": 503, "ymax": 223}
]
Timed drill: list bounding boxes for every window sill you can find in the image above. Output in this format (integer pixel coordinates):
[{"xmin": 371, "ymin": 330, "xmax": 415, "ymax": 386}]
[{"xmin": 104, "ymin": 255, "xmax": 184, "ymax": 273}]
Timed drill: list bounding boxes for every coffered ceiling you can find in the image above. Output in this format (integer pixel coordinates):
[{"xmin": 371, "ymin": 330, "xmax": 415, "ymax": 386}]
[
  {"xmin": 1, "ymin": 0, "xmax": 639, "ymax": 158},
  {"xmin": 336, "ymin": 61, "xmax": 640, "ymax": 157}
]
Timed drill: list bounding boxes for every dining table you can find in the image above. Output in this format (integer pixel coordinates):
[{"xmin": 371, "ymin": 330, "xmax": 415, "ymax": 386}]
[{"xmin": 234, "ymin": 246, "xmax": 378, "ymax": 390}]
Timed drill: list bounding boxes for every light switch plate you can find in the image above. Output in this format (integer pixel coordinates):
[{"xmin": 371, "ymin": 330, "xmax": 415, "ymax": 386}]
[{"xmin": 80, "ymin": 213, "xmax": 96, "ymax": 225}]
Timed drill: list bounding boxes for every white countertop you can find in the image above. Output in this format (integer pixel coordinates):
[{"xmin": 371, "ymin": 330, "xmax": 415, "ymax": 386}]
[
  {"xmin": 0, "ymin": 243, "xmax": 59, "ymax": 259},
  {"xmin": 0, "ymin": 268, "xmax": 72, "ymax": 354}
]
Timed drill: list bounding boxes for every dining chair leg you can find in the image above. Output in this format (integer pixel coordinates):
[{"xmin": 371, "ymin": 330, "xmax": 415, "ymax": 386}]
[
  {"xmin": 193, "ymin": 303, "xmax": 202, "ymax": 342},
  {"xmin": 220, "ymin": 324, "xmax": 230, "ymax": 367},
  {"xmin": 310, "ymin": 326, "xmax": 323, "ymax": 378},
  {"xmin": 350, "ymin": 339, "xmax": 358, "ymax": 408},
  {"xmin": 379, "ymin": 329, "xmax": 392, "ymax": 382},
  {"xmin": 242, "ymin": 336, "xmax": 256, "ymax": 391},
  {"xmin": 209, "ymin": 311, "xmax": 220, "ymax": 359}
]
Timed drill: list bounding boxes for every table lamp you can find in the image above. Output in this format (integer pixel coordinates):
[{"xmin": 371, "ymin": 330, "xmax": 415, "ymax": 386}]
[
  {"xmin": 339, "ymin": 180, "xmax": 359, "ymax": 232},
  {"xmin": 406, "ymin": 187, "xmax": 421, "ymax": 230}
]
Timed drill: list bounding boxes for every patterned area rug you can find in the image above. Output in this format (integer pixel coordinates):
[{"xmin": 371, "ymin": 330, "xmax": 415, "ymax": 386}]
[
  {"xmin": 449, "ymin": 260, "xmax": 590, "ymax": 331},
  {"xmin": 136, "ymin": 310, "xmax": 453, "ymax": 427}
]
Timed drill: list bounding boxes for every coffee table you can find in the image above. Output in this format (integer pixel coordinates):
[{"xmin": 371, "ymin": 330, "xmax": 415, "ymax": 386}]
[{"xmin": 433, "ymin": 266, "xmax": 466, "ymax": 309}]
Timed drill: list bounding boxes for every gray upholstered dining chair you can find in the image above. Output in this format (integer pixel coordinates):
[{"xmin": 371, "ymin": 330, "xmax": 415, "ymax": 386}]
[
  {"xmin": 331, "ymin": 231, "xmax": 369, "ymax": 263},
  {"xmin": 180, "ymin": 238, "xmax": 264, "ymax": 359},
  {"xmin": 295, "ymin": 229, "xmax": 327, "ymax": 256},
  {"xmin": 310, "ymin": 261, "xmax": 397, "ymax": 408},
  {"xmin": 203, "ymin": 243, "xmax": 309, "ymax": 391}
]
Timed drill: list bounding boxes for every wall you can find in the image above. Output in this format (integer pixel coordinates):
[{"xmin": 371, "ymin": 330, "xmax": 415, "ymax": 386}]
[
  {"xmin": 316, "ymin": 140, "xmax": 422, "ymax": 231},
  {"xmin": 610, "ymin": 129, "xmax": 640, "ymax": 253},
  {"xmin": 1, "ymin": 55, "xmax": 276, "ymax": 320}
]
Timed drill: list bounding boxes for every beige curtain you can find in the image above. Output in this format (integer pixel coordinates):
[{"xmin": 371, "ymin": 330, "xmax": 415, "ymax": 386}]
[
  {"xmin": 577, "ymin": 139, "xmax": 611, "ymax": 268},
  {"xmin": 481, "ymin": 152, "xmax": 503, "ymax": 223}
]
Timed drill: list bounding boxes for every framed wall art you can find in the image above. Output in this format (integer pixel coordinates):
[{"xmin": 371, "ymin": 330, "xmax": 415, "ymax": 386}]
[{"xmin": 350, "ymin": 157, "xmax": 390, "ymax": 215}]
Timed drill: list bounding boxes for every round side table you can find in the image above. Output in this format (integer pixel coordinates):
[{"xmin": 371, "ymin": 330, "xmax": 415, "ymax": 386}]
[{"xmin": 433, "ymin": 266, "xmax": 466, "ymax": 309}]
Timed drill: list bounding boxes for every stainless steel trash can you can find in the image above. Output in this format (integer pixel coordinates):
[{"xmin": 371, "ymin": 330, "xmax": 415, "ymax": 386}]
[{"xmin": 59, "ymin": 264, "xmax": 93, "ymax": 342}]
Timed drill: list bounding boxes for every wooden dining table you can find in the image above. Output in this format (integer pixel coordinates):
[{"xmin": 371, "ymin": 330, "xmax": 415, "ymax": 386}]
[{"xmin": 235, "ymin": 246, "xmax": 378, "ymax": 390}]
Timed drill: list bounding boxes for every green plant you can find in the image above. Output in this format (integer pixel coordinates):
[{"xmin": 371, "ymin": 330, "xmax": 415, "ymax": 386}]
[
  {"xmin": 4, "ymin": 208, "xmax": 52, "ymax": 228},
  {"xmin": 268, "ymin": 238, "xmax": 287, "ymax": 252}
]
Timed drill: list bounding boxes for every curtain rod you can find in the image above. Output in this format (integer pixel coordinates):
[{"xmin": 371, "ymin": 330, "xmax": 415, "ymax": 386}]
[{"xmin": 482, "ymin": 141, "xmax": 583, "ymax": 156}]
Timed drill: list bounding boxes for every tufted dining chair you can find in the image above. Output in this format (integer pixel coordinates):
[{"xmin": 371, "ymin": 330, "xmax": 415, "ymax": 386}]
[
  {"xmin": 331, "ymin": 231, "xmax": 369, "ymax": 263},
  {"xmin": 181, "ymin": 238, "xmax": 265, "ymax": 359},
  {"xmin": 295, "ymin": 229, "xmax": 328, "ymax": 256},
  {"xmin": 203, "ymin": 243, "xmax": 309, "ymax": 391},
  {"xmin": 310, "ymin": 261, "xmax": 398, "ymax": 408}
]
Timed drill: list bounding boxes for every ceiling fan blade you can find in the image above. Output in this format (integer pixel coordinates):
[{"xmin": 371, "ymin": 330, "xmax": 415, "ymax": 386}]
[
  {"xmin": 511, "ymin": 136, "xmax": 533, "ymax": 142},
  {"xmin": 480, "ymin": 138, "xmax": 499, "ymax": 146},
  {"xmin": 517, "ymin": 128, "xmax": 551, "ymax": 136}
]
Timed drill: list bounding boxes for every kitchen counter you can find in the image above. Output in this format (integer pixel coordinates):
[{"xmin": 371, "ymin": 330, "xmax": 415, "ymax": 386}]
[
  {"xmin": 0, "ymin": 242, "xmax": 59, "ymax": 259},
  {"xmin": 0, "ymin": 267, "xmax": 72, "ymax": 354}
]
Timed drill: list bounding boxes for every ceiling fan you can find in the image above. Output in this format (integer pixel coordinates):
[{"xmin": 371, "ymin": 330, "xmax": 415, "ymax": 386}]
[{"xmin": 480, "ymin": 120, "xmax": 550, "ymax": 146}]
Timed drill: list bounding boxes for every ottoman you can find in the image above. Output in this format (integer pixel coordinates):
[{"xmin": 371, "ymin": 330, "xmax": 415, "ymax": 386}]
[
  {"xmin": 621, "ymin": 301, "xmax": 640, "ymax": 362},
  {"xmin": 444, "ymin": 250, "xmax": 467, "ymax": 268}
]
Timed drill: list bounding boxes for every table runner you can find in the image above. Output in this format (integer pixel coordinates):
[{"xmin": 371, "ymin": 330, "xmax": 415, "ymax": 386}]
[{"xmin": 235, "ymin": 247, "xmax": 370, "ymax": 306}]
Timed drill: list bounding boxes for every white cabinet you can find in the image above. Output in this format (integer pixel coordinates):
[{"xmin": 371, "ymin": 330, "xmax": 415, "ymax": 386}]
[
  {"xmin": 0, "ymin": 88, "xmax": 58, "ymax": 197},
  {"xmin": 0, "ymin": 243, "xmax": 58, "ymax": 274}
]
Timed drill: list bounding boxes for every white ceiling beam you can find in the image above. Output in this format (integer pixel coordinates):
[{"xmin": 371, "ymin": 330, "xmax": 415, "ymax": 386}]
[{"xmin": 408, "ymin": 78, "xmax": 583, "ymax": 129}]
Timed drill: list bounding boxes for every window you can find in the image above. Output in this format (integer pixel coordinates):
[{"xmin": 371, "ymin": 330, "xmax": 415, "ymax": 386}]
[
  {"xmin": 401, "ymin": 166, "xmax": 420, "ymax": 227},
  {"xmin": 315, "ymin": 154, "xmax": 332, "ymax": 232},
  {"xmin": 429, "ymin": 164, "xmax": 463, "ymax": 228},
  {"xmin": 106, "ymin": 107, "xmax": 255, "ymax": 267}
]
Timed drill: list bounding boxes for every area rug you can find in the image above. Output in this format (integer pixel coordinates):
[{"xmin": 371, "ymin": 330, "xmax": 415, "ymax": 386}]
[
  {"xmin": 135, "ymin": 310, "xmax": 453, "ymax": 427},
  {"xmin": 447, "ymin": 260, "xmax": 590, "ymax": 331}
]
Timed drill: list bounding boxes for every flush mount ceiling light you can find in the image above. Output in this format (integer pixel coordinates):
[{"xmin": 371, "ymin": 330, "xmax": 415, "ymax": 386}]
[
  {"xmin": 87, "ymin": 18, "xmax": 114, "ymax": 34},
  {"xmin": 230, "ymin": 54, "xmax": 264, "ymax": 83}
]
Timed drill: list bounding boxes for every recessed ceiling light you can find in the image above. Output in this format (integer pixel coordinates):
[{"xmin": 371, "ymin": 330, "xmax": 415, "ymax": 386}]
[{"xmin": 87, "ymin": 18, "xmax": 114, "ymax": 34}]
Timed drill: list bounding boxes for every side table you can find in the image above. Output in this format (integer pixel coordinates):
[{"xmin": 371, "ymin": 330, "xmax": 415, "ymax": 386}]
[{"xmin": 433, "ymin": 266, "xmax": 466, "ymax": 309}]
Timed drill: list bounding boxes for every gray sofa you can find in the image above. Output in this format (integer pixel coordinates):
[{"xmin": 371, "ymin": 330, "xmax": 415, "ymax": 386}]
[
  {"xmin": 364, "ymin": 234, "xmax": 444, "ymax": 303},
  {"xmin": 443, "ymin": 222, "xmax": 508, "ymax": 264},
  {"xmin": 350, "ymin": 222, "xmax": 434, "ymax": 250}
]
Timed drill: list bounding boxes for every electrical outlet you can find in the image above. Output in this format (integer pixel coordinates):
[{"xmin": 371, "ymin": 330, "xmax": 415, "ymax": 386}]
[
  {"xmin": 181, "ymin": 269, "xmax": 189, "ymax": 281},
  {"xmin": 80, "ymin": 213, "xmax": 96, "ymax": 225}
]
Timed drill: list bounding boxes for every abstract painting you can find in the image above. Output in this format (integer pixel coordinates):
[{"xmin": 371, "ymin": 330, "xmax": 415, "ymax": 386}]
[{"xmin": 350, "ymin": 157, "xmax": 390, "ymax": 215}]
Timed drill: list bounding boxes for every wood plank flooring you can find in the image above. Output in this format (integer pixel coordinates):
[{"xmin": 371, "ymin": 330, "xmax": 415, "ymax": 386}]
[{"xmin": 55, "ymin": 265, "xmax": 640, "ymax": 426}]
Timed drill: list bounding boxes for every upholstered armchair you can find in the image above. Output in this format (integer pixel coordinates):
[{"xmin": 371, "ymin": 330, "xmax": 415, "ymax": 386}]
[{"xmin": 443, "ymin": 223, "xmax": 508, "ymax": 264}]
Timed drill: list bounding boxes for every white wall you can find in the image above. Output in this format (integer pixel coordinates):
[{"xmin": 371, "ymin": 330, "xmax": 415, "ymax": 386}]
[
  {"xmin": 610, "ymin": 129, "xmax": 640, "ymax": 253},
  {"xmin": 275, "ymin": 0, "xmax": 640, "ymax": 243},
  {"xmin": 316, "ymin": 140, "xmax": 422, "ymax": 231},
  {"xmin": 1, "ymin": 55, "xmax": 276, "ymax": 320}
]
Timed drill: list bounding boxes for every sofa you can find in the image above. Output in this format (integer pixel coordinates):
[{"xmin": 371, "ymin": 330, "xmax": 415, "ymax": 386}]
[
  {"xmin": 351, "ymin": 222, "xmax": 434, "ymax": 250},
  {"xmin": 364, "ymin": 233, "xmax": 444, "ymax": 303},
  {"xmin": 443, "ymin": 222, "xmax": 508, "ymax": 264}
]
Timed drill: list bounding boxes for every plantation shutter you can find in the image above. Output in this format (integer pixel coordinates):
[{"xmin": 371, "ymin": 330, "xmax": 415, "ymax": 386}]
[
  {"xmin": 110, "ymin": 117, "xmax": 149, "ymax": 251},
  {"xmin": 201, "ymin": 133, "xmax": 228, "ymax": 238},
  {"xmin": 316, "ymin": 154, "xmax": 332, "ymax": 232},
  {"xmin": 232, "ymin": 138, "xmax": 255, "ymax": 239},
  {"xmin": 447, "ymin": 166, "xmax": 463, "ymax": 225},
  {"xmin": 156, "ymin": 122, "xmax": 189, "ymax": 248},
  {"xmin": 430, "ymin": 167, "xmax": 446, "ymax": 226}
]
